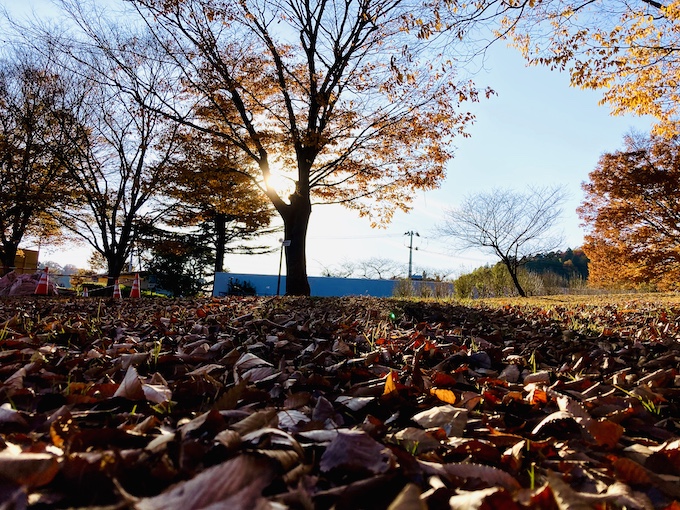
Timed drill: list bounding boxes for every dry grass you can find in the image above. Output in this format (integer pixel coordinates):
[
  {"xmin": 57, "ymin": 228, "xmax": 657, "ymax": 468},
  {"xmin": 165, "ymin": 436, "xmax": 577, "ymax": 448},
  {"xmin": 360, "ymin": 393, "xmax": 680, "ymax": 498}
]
[{"xmin": 458, "ymin": 291, "xmax": 680, "ymax": 309}]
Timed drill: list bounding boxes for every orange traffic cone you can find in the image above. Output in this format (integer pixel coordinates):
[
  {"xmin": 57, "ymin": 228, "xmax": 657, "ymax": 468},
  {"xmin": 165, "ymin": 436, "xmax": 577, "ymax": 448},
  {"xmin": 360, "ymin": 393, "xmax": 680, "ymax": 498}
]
[
  {"xmin": 130, "ymin": 273, "xmax": 141, "ymax": 298},
  {"xmin": 35, "ymin": 267, "xmax": 49, "ymax": 295},
  {"xmin": 113, "ymin": 279, "xmax": 122, "ymax": 299},
  {"xmin": 82, "ymin": 287, "xmax": 89, "ymax": 297}
]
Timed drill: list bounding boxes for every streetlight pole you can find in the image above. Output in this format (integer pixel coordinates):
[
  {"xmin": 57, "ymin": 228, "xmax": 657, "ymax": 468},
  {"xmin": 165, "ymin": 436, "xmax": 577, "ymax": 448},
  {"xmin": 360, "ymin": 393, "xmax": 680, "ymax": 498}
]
[
  {"xmin": 277, "ymin": 239, "xmax": 291, "ymax": 296},
  {"xmin": 404, "ymin": 231, "xmax": 419, "ymax": 279}
]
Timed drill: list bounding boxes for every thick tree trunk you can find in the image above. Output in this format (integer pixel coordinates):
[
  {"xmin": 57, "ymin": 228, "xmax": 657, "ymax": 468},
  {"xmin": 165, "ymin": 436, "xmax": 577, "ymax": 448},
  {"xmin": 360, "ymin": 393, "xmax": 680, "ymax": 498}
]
[
  {"xmin": 1, "ymin": 247, "xmax": 18, "ymax": 276},
  {"xmin": 214, "ymin": 213, "xmax": 227, "ymax": 274},
  {"xmin": 1, "ymin": 238, "xmax": 20, "ymax": 275},
  {"xmin": 106, "ymin": 254, "xmax": 128, "ymax": 288},
  {"xmin": 281, "ymin": 196, "xmax": 311, "ymax": 296}
]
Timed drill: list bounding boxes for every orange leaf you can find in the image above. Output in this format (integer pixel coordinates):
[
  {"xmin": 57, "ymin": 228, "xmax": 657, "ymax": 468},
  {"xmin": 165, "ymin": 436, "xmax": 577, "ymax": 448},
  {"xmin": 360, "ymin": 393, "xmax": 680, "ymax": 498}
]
[
  {"xmin": 612, "ymin": 457, "xmax": 652, "ymax": 485},
  {"xmin": 430, "ymin": 387, "xmax": 457, "ymax": 404},
  {"xmin": 431, "ymin": 372, "xmax": 458, "ymax": 387},
  {"xmin": 526, "ymin": 386, "xmax": 548, "ymax": 405},
  {"xmin": 589, "ymin": 419, "xmax": 624, "ymax": 449}
]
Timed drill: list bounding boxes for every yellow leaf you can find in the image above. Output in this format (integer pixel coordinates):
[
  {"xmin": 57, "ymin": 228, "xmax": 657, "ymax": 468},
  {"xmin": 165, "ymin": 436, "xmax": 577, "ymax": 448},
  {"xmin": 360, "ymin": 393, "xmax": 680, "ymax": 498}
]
[
  {"xmin": 383, "ymin": 370, "xmax": 398, "ymax": 395},
  {"xmin": 430, "ymin": 387, "xmax": 456, "ymax": 404}
]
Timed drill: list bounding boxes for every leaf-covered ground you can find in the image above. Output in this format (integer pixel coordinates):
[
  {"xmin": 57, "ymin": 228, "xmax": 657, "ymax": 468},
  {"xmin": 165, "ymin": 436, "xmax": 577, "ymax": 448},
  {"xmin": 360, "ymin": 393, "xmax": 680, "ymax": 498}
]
[{"xmin": 0, "ymin": 295, "xmax": 679, "ymax": 509}]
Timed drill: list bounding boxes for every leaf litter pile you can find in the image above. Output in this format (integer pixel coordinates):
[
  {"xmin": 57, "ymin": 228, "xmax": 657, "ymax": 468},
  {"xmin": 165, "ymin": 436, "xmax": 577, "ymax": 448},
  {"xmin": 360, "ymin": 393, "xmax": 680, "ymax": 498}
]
[{"xmin": 1, "ymin": 296, "xmax": 679, "ymax": 509}]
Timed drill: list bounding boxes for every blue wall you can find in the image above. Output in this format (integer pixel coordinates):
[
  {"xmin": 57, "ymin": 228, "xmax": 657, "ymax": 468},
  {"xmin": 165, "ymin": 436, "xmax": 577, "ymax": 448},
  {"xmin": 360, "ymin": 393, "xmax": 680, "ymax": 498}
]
[
  {"xmin": 214, "ymin": 273, "xmax": 454, "ymax": 298},
  {"xmin": 214, "ymin": 273, "xmax": 398, "ymax": 297}
]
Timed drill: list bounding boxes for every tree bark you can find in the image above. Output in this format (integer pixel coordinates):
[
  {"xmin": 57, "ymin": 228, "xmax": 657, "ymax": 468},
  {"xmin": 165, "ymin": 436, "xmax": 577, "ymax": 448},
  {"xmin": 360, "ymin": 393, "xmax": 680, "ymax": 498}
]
[
  {"xmin": 280, "ymin": 195, "xmax": 312, "ymax": 296},
  {"xmin": 214, "ymin": 213, "xmax": 227, "ymax": 274},
  {"xmin": 106, "ymin": 253, "xmax": 128, "ymax": 288},
  {"xmin": 1, "ymin": 244, "xmax": 19, "ymax": 276},
  {"xmin": 502, "ymin": 258, "xmax": 526, "ymax": 297}
]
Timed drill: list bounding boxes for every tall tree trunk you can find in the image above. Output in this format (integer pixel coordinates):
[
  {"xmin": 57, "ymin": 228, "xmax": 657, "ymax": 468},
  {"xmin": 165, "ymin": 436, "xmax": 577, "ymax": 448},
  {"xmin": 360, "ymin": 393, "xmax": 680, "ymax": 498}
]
[
  {"xmin": 1, "ymin": 246, "xmax": 18, "ymax": 276},
  {"xmin": 106, "ymin": 254, "xmax": 128, "ymax": 288},
  {"xmin": 214, "ymin": 213, "xmax": 227, "ymax": 274},
  {"xmin": 281, "ymin": 196, "xmax": 311, "ymax": 296},
  {"xmin": 502, "ymin": 258, "xmax": 526, "ymax": 297}
]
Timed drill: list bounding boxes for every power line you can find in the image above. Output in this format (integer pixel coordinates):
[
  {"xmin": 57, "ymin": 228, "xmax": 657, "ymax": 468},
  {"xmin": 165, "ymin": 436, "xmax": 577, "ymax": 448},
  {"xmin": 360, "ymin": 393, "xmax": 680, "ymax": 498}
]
[{"xmin": 308, "ymin": 233, "xmax": 405, "ymax": 240}]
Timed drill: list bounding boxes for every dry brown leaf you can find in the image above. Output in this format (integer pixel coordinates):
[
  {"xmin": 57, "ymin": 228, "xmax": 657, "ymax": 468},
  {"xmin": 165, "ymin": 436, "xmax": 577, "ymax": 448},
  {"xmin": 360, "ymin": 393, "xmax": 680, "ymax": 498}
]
[
  {"xmin": 0, "ymin": 451, "xmax": 60, "ymax": 488},
  {"xmin": 448, "ymin": 487, "xmax": 520, "ymax": 510},
  {"xmin": 389, "ymin": 427, "xmax": 441, "ymax": 454},
  {"xmin": 113, "ymin": 365, "xmax": 144, "ymax": 400},
  {"xmin": 411, "ymin": 405, "xmax": 468, "ymax": 437},
  {"xmin": 0, "ymin": 404, "xmax": 27, "ymax": 426},
  {"xmin": 231, "ymin": 408, "xmax": 278, "ymax": 436},
  {"xmin": 320, "ymin": 429, "xmax": 395, "ymax": 474},
  {"xmin": 531, "ymin": 411, "xmax": 578, "ymax": 437},
  {"xmin": 547, "ymin": 472, "xmax": 654, "ymax": 510},
  {"xmin": 613, "ymin": 457, "xmax": 653, "ymax": 485},
  {"xmin": 135, "ymin": 454, "xmax": 276, "ymax": 510},
  {"xmin": 419, "ymin": 460, "xmax": 521, "ymax": 492},
  {"xmin": 589, "ymin": 419, "xmax": 624, "ymax": 449}
]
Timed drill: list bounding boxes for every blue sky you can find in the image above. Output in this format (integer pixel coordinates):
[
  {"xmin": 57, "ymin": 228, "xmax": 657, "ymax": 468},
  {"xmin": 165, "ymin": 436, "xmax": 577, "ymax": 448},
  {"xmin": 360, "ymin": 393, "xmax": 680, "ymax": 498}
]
[{"xmin": 6, "ymin": 1, "xmax": 655, "ymax": 277}]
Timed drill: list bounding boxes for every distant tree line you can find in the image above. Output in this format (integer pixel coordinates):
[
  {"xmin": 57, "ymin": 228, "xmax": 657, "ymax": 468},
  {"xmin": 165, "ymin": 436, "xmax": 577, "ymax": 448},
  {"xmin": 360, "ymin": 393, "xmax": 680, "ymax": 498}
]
[{"xmin": 524, "ymin": 249, "xmax": 589, "ymax": 282}]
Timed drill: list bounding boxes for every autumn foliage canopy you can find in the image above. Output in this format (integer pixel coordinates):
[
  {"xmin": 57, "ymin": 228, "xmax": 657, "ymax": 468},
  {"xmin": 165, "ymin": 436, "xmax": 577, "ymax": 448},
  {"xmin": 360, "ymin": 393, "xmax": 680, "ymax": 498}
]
[
  {"xmin": 579, "ymin": 133, "xmax": 680, "ymax": 289},
  {"xmin": 502, "ymin": 0, "xmax": 680, "ymax": 136}
]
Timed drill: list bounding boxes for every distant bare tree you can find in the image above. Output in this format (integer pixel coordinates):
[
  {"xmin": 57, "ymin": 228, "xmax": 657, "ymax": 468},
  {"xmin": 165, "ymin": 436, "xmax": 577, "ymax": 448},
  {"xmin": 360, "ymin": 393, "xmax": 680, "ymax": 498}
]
[
  {"xmin": 357, "ymin": 257, "xmax": 403, "ymax": 280},
  {"xmin": 320, "ymin": 260, "xmax": 358, "ymax": 278},
  {"xmin": 438, "ymin": 186, "xmax": 566, "ymax": 297},
  {"xmin": 320, "ymin": 257, "xmax": 404, "ymax": 279}
]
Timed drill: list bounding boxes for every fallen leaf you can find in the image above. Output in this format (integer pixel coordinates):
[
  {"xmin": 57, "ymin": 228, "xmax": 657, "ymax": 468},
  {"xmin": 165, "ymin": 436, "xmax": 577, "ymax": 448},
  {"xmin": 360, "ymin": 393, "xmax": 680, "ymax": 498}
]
[
  {"xmin": 135, "ymin": 454, "xmax": 276, "ymax": 510},
  {"xmin": 448, "ymin": 487, "xmax": 520, "ymax": 509},
  {"xmin": 589, "ymin": 419, "xmax": 624, "ymax": 449},
  {"xmin": 320, "ymin": 429, "xmax": 395, "ymax": 474},
  {"xmin": 0, "ymin": 451, "xmax": 60, "ymax": 488},
  {"xmin": 113, "ymin": 365, "xmax": 144, "ymax": 400},
  {"xmin": 384, "ymin": 370, "xmax": 398, "ymax": 395},
  {"xmin": 411, "ymin": 405, "xmax": 468, "ymax": 437},
  {"xmin": 419, "ymin": 460, "xmax": 521, "ymax": 492},
  {"xmin": 430, "ymin": 387, "xmax": 457, "ymax": 405}
]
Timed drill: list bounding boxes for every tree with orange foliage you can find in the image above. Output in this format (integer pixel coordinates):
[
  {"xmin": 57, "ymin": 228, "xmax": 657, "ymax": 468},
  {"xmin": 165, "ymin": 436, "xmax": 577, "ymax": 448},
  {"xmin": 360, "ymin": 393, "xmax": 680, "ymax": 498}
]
[
  {"xmin": 495, "ymin": 0, "xmax": 680, "ymax": 137},
  {"xmin": 0, "ymin": 46, "xmax": 80, "ymax": 275},
  {"xmin": 163, "ymin": 130, "xmax": 278, "ymax": 275},
  {"xmin": 579, "ymin": 133, "xmax": 680, "ymax": 289},
  {"xmin": 57, "ymin": 0, "xmax": 488, "ymax": 295}
]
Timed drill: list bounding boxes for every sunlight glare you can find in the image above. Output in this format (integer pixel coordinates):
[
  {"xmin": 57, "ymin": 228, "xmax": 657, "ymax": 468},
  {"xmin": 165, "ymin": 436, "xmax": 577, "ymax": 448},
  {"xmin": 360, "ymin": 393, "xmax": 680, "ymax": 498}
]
[{"xmin": 265, "ymin": 170, "xmax": 296, "ymax": 198}]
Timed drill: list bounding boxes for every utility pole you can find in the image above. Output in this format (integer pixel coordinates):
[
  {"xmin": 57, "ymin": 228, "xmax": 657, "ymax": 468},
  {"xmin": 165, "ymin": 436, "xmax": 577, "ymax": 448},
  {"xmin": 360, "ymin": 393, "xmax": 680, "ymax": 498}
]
[{"xmin": 404, "ymin": 231, "xmax": 419, "ymax": 279}]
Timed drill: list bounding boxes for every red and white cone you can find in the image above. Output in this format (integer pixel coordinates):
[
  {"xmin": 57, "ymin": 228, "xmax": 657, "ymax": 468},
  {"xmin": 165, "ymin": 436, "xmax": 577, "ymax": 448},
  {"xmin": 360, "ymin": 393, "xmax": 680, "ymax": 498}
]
[
  {"xmin": 130, "ymin": 273, "xmax": 141, "ymax": 298},
  {"xmin": 35, "ymin": 267, "xmax": 49, "ymax": 295},
  {"xmin": 82, "ymin": 287, "xmax": 89, "ymax": 297},
  {"xmin": 113, "ymin": 279, "xmax": 122, "ymax": 299}
]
